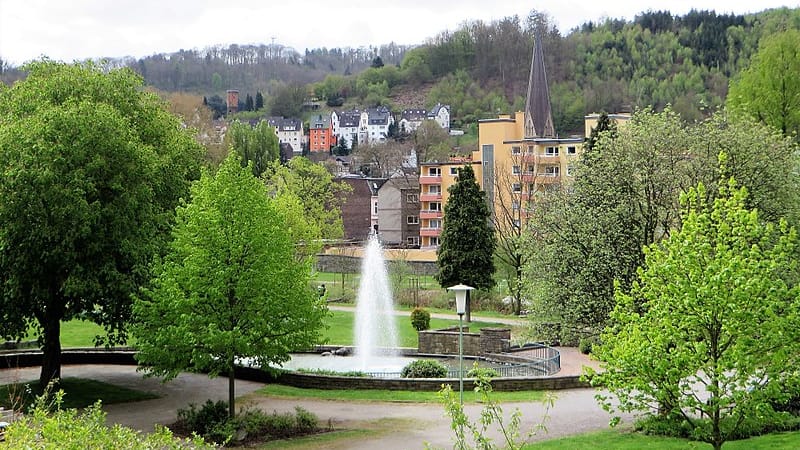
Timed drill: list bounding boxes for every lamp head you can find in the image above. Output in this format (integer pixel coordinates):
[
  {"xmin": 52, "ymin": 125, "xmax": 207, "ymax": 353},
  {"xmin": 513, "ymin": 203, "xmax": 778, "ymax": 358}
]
[{"xmin": 447, "ymin": 284, "xmax": 475, "ymax": 315}]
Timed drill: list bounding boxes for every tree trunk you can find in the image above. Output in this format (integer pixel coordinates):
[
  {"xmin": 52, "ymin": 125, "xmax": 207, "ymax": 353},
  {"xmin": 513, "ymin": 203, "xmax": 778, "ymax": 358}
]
[
  {"xmin": 39, "ymin": 311, "xmax": 62, "ymax": 389},
  {"xmin": 228, "ymin": 356, "xmax": 236, "ymax": 419}
]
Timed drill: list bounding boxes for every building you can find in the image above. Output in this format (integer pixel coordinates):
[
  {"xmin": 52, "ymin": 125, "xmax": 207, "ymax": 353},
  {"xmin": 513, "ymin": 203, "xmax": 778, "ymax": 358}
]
[
  {"xmin": 226, "ymin": 89, "xmax": 239, "ymax": 115},
  {"xmin": 333, "ymin": 110, "xmax": 361, "ymax": 150},
  {"xmin": 427, "ymin": 103, "xmax": 451, "ymax": 130},
  {"xmin": 267, "ymin": 116, "xmax": 304, "ymax": 155},
  {"xmin": 360, "ymin": 106, "xmax": 394, "ymax": 145},
  {"xmin": 337, "ymin": 176, "xmax": 387, "ymax": 242},
  {"xmin": 418, "ymin": 155, "xmax": 480, "ymax": 248},
  {"xmin": 419, "ymin": 33, "xmax": 629, "ymax": 248},
  {"xmin": 309, "ymin": 114, "xmax": 334, "ymax": 152},
  {"xmin": 377, "ymin": 177, "xmax": 421, "ymax": 248},
  {"xmin": 398, "ymin": 109, "xmax": 428, "ymax": 134}
]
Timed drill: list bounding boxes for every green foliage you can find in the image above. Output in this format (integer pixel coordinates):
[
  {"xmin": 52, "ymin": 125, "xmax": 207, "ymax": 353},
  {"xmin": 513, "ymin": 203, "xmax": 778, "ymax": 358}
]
[
  {"xmin": 132, "ymin": 154, "xmax": 328, "ymax": 418},
  {"xmin": 0, "ymin": 60, "xmax": 202, "ymax": 387},
  {"xmin": 466, "ymin": 367, "xmax": 499, "ymax": 379},
  {"xmin": 728, "ymin": 29, "xmax": 800, "ymax": 139},
  {"xmin": 5, "ymin": 390, "xmax": 211, "ymax": 449},
  {"xmin": 410, "ymin": 307, "xmax": 432, "ymax": 332},
  {"xmin": 590, "ymin": 174, "xmax": 800, "ymax": 450},
  {"xmin": 176, "ymin": 400, "xmax": 320, "ymax": 446},
  {"xmin": 429, "ymin": 369, "xmax": 553, "ymax": 450},
  {"xmin": 436, "ymin": 165, "xmax": 496, "ymax": 292},
  {"xmin": 225, "ymin": 120, "xmax": 280, "ymax": 177},
  {"xmin": 263, "ymin": 157, "xmax": 350, "ymax": 241},
  {"xmin": 578, "ymin": 338, "xmax": 594, "ymax": 355},
  {"xmin": 400, "ymin": 360, "xmax": 448, "ymax": 378}
]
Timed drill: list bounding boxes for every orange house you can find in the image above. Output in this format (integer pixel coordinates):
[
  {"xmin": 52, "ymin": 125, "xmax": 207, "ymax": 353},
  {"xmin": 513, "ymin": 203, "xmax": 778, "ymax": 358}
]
[{"xmin": 309, "ymin": 114, "xmax": 334, "ymax": 152}]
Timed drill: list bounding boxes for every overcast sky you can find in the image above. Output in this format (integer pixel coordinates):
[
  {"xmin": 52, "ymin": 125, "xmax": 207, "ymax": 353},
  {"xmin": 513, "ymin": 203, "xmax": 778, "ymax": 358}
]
[{"xmin": 0, "ymin": 0, "xmax": 795, "ymax": 66}]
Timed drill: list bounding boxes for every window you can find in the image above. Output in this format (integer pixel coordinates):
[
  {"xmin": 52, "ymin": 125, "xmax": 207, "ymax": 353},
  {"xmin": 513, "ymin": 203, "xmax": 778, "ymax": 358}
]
[
  {"xmin": 373, "ymin": 202, "xmax": 378, "ymax": 214},
  {"xmin": 567, "ymin": 165, "xmax": 575, "ymax": 176},
  {"xmin": 527, "ymin": 164, "xmax": 535, "ymax": 173},
  {"xmin": 407, "ymin": 215, "xmax": 419, "ymax": 225},
  {"xmin": 512, "ymin": 165, "xmax": 521, "ymax": 175},
  {"xmin": 428, "ymin": 167, "xmax": 441, "ymax": 176},
  {"xmin": 429, "ymin": 236, "xmax": 440, "ymax": 246},
  {"xmin": 429, "ymin": 219, "xmax": 442, "ymax": 229},
  {"xmin": 430, "ymin": 202, "xmax": 442, "ymax": 211},
  {"xmin": 407, "ymin": 193, "xmax": 419, "ymax": 203},
  {"xmin": 407, "ymin": 236, "xmax": 419, "ymax": 246},
  {"xmin": 545, "ymin": 146, "xmax": 559, "ymax": 156},
  {"xmin": 449, "ymin": 167, "xmax": 459, "ymax": 175},
  {"xmin": 526, "ymin": 145, "xmax": 534, "ymax": 154},
  {"xmin": 428, "ymin": 185, "xmax": 441, "ymax": 195},
  {"xmin": 512, "ymin": 183, "xmax": 521, "ymax": 193},
  {"xmin": 528, "ymin": 183, "xmax": 535, "ymax": 193},
  {"xmin": 511, "ymin": 146, "xmax": 521, "ymax": 155},
  {"xmin": 512, "ymin": 200, "xmax": 520, "ymax": 211},
  {"xmin": 567, "ymin": 146, "xmax": 577, "ymax": 154},
  {"xmin": 544, "ymin": 166, "xmax": 560, "ymax": 176},
  {"xmin": 513, "ymin": 219, "xmax": 521, "ymax": 229}
]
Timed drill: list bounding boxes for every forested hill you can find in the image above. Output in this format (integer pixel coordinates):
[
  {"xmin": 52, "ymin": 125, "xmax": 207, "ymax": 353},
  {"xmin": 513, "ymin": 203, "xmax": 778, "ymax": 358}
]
[{"xmin": 2, "ymin": 7, "xmax": 798, "ymax": 132}]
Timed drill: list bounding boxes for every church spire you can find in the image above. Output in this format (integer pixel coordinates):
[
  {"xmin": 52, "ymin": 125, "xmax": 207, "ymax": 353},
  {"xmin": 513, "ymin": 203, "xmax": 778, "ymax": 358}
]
[{"xmin": 524, "ymin": 31, "xmax": 555, "ymax": 138}]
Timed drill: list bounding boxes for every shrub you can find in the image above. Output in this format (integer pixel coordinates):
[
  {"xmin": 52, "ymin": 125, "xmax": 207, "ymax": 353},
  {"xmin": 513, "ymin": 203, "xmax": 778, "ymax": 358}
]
[
  {"xmin": 401, "ymin": 359, "xmax": 448, "ymax": 378},
  {"xmin": 410, "ymin": 307, "xmax": 431, "ymax": 331},
  {"xmin": 176, "ymin": 399, "xmax": 229, "ymax": 440},
  {"xmin": 466, "ymin": 367, "xmax": 500, "ymax": 379},
  {"xmin": 578, "ymin": 338, "xmax": 593, "ymax": 355}
]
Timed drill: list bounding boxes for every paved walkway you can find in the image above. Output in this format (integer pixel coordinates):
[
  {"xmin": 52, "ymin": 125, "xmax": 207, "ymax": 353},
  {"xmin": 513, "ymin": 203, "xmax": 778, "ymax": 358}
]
[
  {"xmin": 328, "ymin": 304, "xmax": 525, "ymax": 326},
  {"xmin": 0, "ymin": 349, "xmax": 625, "ymax": 449}
]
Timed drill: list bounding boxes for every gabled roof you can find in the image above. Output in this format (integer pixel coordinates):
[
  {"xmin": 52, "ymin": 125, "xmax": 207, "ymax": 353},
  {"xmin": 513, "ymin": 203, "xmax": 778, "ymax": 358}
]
[
  {"xmin": 427, "ymin": 103, "xmax": 449, "ymax": 118},
  {"xmin": 366, "ymin": 107, "xmax": 391, "ymax": 125},
  {"xmin": 402, "ymin": 109, "xmax": 427, "ymax": 121},
  {"xmin": 339, "ymin": 110, "xmax": 361, "ymax": 128},
  {"xmin": 310, "ymin": 114, "xmax": 331, "ymax": 129},
  {"xmin": 268, "ymin": 116, "xmax": 302, "ymax": 132},
  {"xmin": 524, "ymin": 32, "xmax": 555, "ymax": 138}
]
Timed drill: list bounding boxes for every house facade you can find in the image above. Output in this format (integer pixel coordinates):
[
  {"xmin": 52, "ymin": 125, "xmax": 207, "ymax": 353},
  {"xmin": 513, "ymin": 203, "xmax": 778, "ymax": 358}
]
[
  {"xmin": 309, "ymin": 114, "xmax": 334, "ymax": 152},
  {"xmin": 377, "ymin": 177, "xmax": 421, "ymax": 248},
  {"xmin": 360, "ymin": 106, "xmax": 394, "ymax": 145},
  {"xmin": 427, "ymin": 103, "xmax": 451, "ymax": 130},
  {"xmin": 267, "ymin": 116, "xmax": 304, "ymax": 155},
  {"xmin": 334, "ymin": 110, "xmax": 361, "ymax": 150}
]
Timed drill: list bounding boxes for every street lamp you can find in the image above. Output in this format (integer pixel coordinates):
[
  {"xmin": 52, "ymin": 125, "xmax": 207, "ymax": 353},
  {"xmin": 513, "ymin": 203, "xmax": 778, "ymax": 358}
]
[{"xmin": 448, "ymin": 284, "xmax": 474, "ymax": 406}]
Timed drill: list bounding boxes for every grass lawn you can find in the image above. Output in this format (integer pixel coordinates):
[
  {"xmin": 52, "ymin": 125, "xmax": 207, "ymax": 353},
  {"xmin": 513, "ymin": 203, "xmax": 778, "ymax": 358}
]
[
  {"xmin": 525, "ymin": 429, "xmax": 800, "ymax": 449},
  {"xmin": 256, "ymin": 384, "xmax": 545, "ymax": 404},
  {"xmin": 322, "ymin": 309, "xmax": 512, "ymax": 348},
  {"xmin": 0, "ymin": 377, "xmax": 158, "ymax": 410}
]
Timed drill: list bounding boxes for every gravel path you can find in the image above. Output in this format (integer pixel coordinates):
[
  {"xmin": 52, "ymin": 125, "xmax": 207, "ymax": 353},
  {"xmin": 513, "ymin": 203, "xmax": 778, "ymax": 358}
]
[{"xmin": 0, "ymin": 348, "xmax": 631, "ymax": 449}]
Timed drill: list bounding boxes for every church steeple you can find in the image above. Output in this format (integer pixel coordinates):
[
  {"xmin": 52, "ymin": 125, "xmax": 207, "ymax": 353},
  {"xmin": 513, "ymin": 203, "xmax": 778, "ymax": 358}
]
[{"xmin": 524, "ymin": 32, "xmax": 555, "ymax": 138}]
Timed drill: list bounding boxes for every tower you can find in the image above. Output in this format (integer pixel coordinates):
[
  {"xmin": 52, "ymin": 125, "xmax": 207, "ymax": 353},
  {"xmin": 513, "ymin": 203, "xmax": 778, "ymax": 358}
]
[
  {"xmin": 523, "ymin": 32, "xmax": 555, "ymax": 138},
  {"xmin": 226, "ymin": 89, "xmax": 239, "ymax": 115}
]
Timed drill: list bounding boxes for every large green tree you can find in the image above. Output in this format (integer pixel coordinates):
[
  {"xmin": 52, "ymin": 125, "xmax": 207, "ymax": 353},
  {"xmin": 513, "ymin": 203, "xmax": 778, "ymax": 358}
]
[
  {"xmin": 133, "ymin": 155, "xmax": 327, "ymax": 418},
  {"xmin": 435, "ymin": 164, "xmax": 496, "ymax": 321},
  {"xmin": 263, "ymin": 157, "xmax": 350, "ymax": 241},
  {"xmin": 727, "ymin": 29, "xmax": 800, "ymax": 140},
  {"xmin": 590, "ymin": 175, "xmax": 800, "ymax": 450},
  {"xmin": 225, "ymin": 119, "xmax": 280, "ymax": 177},
  {"xmin": 0, "ymin": 61, "xmax": 202, "ymax": 388}
]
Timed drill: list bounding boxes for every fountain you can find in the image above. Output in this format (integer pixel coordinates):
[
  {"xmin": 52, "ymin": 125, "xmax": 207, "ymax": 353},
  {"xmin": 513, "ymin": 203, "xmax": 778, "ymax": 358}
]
[{"xmin": 353, "ymin": 233, "xmax": 400, "ymax": 370}]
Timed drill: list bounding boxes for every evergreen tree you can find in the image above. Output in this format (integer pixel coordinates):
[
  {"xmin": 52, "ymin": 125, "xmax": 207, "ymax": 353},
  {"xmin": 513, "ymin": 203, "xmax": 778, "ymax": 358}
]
[
  {"xmin": 255, "ymin": 91, "xmax": 264, "ymax": 110},
  {"xmin": 245, "ymin": 93, "xmax": 254, "ymax": 111},
  {"xmin": 371, "ymin": 56, "xmax": 385, "ymax": 68},
  {"xmin": 435, "ymin": 165, "xmax": 496, "ymax": 321}
]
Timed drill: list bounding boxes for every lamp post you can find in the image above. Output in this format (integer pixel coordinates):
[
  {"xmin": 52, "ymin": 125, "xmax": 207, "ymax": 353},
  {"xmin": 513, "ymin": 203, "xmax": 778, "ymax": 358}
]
[{"xmin": 448, "ymin": 284, "xmax": 474, "ymax": 406}]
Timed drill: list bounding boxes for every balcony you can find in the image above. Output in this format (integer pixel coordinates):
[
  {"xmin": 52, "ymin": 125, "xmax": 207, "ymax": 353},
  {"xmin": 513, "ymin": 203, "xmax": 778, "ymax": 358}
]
[
  {"xmin": 536, "ymin": 154, "xmax": 561, "ymax": 163},
  {"xmin": 420, "ymin": 227, "xmax": 442, "ymax": 237},
  {"xmin": 420, "ymin": 210, "xmax": 443, "ymax": 219},
  {"xmin": 419, "ymin": 175, "xmax": 442, "ymax": 185},
  {"xmin": 420, "ymin": 193, "xmax": 443, "ymax": 202}
]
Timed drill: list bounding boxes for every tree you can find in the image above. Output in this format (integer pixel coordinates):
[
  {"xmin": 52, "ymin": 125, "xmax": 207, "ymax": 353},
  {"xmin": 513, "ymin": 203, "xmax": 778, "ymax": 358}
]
[
  {"xmin": 371, "ymin": 55, "xmax": 385, "ymax": 68},
  {"xmin": 262, "ymin": 157, "xmax": 350, "ymax": 241},
  {"xmin": 352, "ymin": 140, "xmax": 412, "ymax": 178},
  {"xmin": 590, "ymin": 174, "xmax": 800, "ymax": 450},
  {"xmin": 133, "ymin": 155, "xmax": 327, "ymax": 418},
  {"xmin": 225, "ymin": 120, "xmax": 280, "ymax": 177},
  {"xmin": 435, "ymin": 165, "xmax": 496, "ymax": 322},
  {"xmin": 0, "ymin": 61, "xmax": 202, "ymax": 388},
  {"xmin": 269, "ymin": 83, "xmax": 306, "ymax": 118},
  {"xmin": 413, "ymin": 120, "xmax": 451, "ymax": 168},
  {"xmin": 255, "ymin": 91, "xmax": 264, "ymax": 110},
  {"xmin": 727, "ymin": 29, "xmax": 800, "ymax": 140}
]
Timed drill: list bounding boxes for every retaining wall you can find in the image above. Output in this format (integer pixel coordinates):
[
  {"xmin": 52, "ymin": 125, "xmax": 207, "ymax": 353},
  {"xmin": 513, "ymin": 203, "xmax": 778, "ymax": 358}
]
[
  {"xmin": 315, "ymin": 254, "xmax": 437, "ymax": 275},
  {"xmin": 418, "ymin": 327, "xmax": 510, "ymax": 356}
]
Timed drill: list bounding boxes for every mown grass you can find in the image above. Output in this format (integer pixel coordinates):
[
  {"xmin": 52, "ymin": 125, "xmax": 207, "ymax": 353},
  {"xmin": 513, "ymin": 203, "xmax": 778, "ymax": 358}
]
[
  {"xmin": 256, "ymin": 384, "xmax": 545, "ymax": 404},
  {"xmin": 525, "ymin": 429, "xmax": 800, "ymax": 449},
  {"xmin": 0, "ymin": 377, "xmax": 158, "ymax": 410},
  {"xmin": 322, "ymin": 309, "xmax": 512, "ymax": 348}
]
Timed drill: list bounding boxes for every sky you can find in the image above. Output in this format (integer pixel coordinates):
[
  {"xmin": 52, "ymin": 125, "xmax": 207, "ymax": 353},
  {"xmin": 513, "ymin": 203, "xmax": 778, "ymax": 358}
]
[{"xmin": 0, "ymin": 0, "xmax": 796, "ymax": 66}]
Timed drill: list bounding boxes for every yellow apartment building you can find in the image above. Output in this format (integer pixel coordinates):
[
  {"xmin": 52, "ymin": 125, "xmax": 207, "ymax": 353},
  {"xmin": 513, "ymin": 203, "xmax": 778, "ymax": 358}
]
[{"xmin": 419, "ymin": 33, "xmax": 630, "ymax": 248}]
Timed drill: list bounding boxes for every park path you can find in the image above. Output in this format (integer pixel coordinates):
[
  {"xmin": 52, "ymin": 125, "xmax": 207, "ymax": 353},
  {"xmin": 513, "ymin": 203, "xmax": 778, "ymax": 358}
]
[
  {"xmin": 0, "ymin": 347, "xmax": 622, "ymax": 449},
  {"xmin": 327, "ymin": 304, "xmax": 525, "ymax": 326}
]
